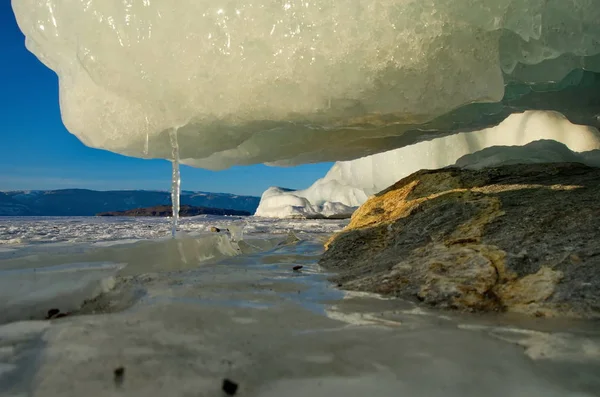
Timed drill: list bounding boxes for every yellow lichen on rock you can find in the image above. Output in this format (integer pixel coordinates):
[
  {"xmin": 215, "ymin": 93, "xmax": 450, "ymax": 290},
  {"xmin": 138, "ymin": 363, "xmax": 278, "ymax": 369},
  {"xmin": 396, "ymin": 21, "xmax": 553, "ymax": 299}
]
[
  {"xmin": 417, "ymin": 244, "xmax": 501, "ymax": 311},
  {"xmin": 326, "ymin": 173, "xmax": 470, "ymax": 248},
  {"xmin": 346, "ymin": 171, "xmax": 470, "ymax": 230},
  {"xmin": 496, "ymin": 267, "xmax": 564, "ymax": 316},
  {"xmin": 345, "ymin": 179, "xmax": 421, "ymax": 231}
]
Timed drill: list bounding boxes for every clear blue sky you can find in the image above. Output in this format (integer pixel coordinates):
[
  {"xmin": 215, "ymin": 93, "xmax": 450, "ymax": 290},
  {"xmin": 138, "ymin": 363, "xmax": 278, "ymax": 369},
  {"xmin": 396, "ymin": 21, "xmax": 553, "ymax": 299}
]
[{"xmin": 0, "ymin": 3, "xmax": 332, "ymax": 197}]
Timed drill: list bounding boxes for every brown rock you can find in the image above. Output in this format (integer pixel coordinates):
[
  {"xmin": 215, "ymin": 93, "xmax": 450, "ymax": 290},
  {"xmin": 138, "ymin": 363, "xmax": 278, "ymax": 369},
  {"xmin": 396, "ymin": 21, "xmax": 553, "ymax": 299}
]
[
  {"xmin": 97, "ymin": 205, "xmax": 251, "ymax": 217},
  {"xmin": 320, "ymin": 163, "xmax": 600, "ymax": 318},
  {"xmin": 210, "ymin": 226, "xmax": 221, "ymax": 233}
]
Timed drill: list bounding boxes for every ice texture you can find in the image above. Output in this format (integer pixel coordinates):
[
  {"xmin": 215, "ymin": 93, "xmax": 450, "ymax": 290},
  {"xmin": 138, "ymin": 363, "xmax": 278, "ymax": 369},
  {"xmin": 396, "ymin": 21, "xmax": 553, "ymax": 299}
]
[
  {"xmin": 11, "ymin": 0, "xmax": 600, "ymax": 168},
  {"xmin": 0, "ymin": 262, "xmax": 122, "ymax": 324},
  {"xmin": 255, "ymin": 111, "xmax": 600, "ymax": 218}
]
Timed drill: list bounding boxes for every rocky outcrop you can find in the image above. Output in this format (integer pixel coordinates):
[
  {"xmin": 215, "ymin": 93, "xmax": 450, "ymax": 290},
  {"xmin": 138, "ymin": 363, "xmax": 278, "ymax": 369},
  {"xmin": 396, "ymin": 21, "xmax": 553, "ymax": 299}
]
[
  {"xmin": 320, "ymin": 163, "xmax": 600, "ymax": 318},
  {"xmin": 97, "ymin": 205, "xmax": 250, "ymax": 217}
]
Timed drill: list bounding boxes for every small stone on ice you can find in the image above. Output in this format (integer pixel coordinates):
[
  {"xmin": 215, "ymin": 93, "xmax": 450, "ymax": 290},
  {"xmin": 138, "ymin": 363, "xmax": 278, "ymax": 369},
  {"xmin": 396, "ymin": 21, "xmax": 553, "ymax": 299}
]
[
  {"xmin": 114, "ymin": 366, "xmax": 125, "ymax": 385},
  {"xmin": 46, "ymin": 308, "xmax": 60, "ymax": 319},
  {"xmin": 222, "ymin": 378, "xmax": 238, "ymax": 395},
  {"xmin": 293, "ymin": 265, "xmax": 303, "ymax": 271}
]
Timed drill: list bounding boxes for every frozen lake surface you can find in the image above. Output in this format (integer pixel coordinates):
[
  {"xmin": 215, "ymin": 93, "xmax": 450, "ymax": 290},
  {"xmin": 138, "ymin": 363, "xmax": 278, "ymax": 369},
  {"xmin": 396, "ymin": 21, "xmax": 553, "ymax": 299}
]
[{"xmin": 0, "ymin": 216, "xmax": 599, "ymax": 396}]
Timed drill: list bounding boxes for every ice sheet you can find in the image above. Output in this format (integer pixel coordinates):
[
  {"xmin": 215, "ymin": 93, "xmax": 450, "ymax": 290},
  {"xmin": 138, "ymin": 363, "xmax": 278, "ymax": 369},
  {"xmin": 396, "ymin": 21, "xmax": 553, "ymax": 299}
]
[{"xmin": 0, "ymin": 216, "xmax": 598, "ymax": 396}]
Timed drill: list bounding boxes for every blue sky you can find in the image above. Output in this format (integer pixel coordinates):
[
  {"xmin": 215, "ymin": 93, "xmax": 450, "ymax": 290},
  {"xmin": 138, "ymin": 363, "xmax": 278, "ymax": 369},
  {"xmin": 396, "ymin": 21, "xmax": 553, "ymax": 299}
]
[{"xmin": 0, "ymin": 3, "xmax": 332, "ymax": 197}]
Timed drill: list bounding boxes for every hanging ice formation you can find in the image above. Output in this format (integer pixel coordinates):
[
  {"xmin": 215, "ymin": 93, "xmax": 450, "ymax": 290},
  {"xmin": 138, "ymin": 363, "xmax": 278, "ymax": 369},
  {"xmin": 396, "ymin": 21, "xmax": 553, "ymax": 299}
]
[{"xmin": 169, "ymin": 128, "xmax": 181, "ymax": 238}]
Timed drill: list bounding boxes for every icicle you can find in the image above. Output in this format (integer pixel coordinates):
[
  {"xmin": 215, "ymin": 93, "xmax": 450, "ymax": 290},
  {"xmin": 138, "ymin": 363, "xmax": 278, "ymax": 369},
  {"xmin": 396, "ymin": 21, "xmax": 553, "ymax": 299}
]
[
  {"xmin": 143, "ymin": 116, "xmax": 150, "ymax": 156},
  {"xmin": 169, "ymin": 128, "xmax": 181, "ymax": 238}
]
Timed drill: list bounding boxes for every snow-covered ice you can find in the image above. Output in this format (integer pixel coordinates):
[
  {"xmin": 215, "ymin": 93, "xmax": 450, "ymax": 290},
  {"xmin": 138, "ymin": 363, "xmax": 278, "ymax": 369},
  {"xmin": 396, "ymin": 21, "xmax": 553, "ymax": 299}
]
[
  {"xmin": 0, "ymin": 216, "xmax": 599, "ymax": 396},
  {"xmin": 256, "ymin": 111, "xmax": 600, "ymax": 218},
  {"xmin": 255, "ymin": 187, "xmax": 358, "ymax": 219}
]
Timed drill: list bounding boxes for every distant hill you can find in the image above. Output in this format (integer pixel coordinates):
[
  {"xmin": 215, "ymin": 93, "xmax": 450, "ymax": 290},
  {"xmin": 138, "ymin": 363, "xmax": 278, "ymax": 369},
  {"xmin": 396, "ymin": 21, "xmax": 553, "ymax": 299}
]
[
  {"xmin": 0, "ymin": 189, "xmax": 260, "ymax": 216},
  {"xmin": 97, "ymin": 205, "xmax": 251, "ymax": 217}
]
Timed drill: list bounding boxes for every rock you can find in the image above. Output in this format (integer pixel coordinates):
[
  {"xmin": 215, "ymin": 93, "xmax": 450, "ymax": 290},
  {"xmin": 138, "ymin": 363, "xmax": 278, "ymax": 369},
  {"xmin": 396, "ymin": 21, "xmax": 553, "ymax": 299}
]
[
  {"xmin": 114, "ymin": 366, "xmax": 125, "ymax": 385},
  {"xmin": 222, "ymin": 379, "xmax": 238, "ymax": 396},
  {"xmin": 210, "ymin": 226, "xmax": 221, "ymax": 233},
  {"xmin": 320, "ymin": 163, "xmax": 600, "ymax": 318},
  {"xmin": 46, "ymin": 308, "xmax": 60, "ymax": 319},
  {"xmin": 96, "ymin": 205, "xmax": 251, "ymax": 217}
]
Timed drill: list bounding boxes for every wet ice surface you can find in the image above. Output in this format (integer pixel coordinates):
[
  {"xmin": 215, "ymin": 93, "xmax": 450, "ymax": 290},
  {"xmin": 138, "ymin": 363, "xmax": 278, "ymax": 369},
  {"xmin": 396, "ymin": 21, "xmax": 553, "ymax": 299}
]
[{"xmin": 0, "ymin": 217, "xmax": 599, "ymax": 396}]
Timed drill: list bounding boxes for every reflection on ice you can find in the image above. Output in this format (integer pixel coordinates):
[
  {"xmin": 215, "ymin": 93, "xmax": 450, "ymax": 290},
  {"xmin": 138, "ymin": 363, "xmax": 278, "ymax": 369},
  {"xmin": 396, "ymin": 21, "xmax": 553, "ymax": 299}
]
[
  {"xmin": 459, "ymin": 324, "xmax": 600, "ymax": 362},
  {"xmin": 324, "ymin": 308, "xmax": 403, "ymax": 327}
]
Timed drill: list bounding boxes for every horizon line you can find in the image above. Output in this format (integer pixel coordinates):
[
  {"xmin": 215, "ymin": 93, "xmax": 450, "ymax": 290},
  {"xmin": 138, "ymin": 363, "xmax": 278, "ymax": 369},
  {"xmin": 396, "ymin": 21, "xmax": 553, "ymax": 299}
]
[{"xmin": 0, "ymin": 188, "xmax": 262, "ymax": 197}]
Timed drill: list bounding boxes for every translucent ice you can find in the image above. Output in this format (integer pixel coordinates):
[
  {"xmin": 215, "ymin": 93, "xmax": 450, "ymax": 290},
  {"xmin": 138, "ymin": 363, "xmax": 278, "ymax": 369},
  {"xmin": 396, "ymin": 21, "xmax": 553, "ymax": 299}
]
[
  {"xmin": 11, "ymin": 1, "xmax": 600, "ymax": 168},
  {"xmin": 169, "ymin": 129, "xmax": 181, "ymax": 237},
  {"xmin": 0, "ymin": 262, "xmax": 122, "ymax": 324}
]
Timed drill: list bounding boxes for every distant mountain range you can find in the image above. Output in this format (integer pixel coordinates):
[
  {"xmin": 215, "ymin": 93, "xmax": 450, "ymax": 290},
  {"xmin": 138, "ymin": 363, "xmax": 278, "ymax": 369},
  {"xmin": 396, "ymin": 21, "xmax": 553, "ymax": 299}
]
[{"xmin": 0, "ymin": 189, "xmax": 260, "ymax": 216}]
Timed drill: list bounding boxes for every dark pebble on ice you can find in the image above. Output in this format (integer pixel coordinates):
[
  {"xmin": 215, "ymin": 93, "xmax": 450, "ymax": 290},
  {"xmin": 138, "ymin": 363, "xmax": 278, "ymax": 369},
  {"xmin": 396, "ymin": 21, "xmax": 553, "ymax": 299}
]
[
  {"xmin": 222, "ymin": 378, "xmax": 238, "ymax": 395},
  {"xmin": 292, "ymin": 265, "xmax": 303, "ymax": 271},
  {"xmin": 210, "ymin": 226, "xmax": 221, "ymax": 233},
  {"xmin": 46, "ymin": 308, "xmax": 60, "ymax": 319},
  {"xmin": 114, "ymin": 366, "xmax": 125, "ymax": 384}
]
